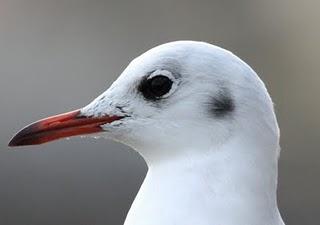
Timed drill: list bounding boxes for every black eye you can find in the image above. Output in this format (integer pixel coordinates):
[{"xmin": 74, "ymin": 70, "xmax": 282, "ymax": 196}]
[{"xmin": 139, "ymin": 75, "xmax": 173, "ymax": 100}]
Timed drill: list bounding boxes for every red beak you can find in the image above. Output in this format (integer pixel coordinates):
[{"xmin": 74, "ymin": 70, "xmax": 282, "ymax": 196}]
[{"xmin": 8, "ymin": 110, "xmax": 122, "ymax": 147}]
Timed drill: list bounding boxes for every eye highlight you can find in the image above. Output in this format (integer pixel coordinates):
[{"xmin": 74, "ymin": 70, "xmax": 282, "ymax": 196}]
[{"xmin": 139, "ymin": 75, "xmax": 173, "ymax": 100}]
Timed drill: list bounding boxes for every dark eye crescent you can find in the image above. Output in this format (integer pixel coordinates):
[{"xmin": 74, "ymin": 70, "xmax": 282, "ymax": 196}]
[{"xmin": 139, "ymin": 75, "xmax": 173, "ymax": 100}]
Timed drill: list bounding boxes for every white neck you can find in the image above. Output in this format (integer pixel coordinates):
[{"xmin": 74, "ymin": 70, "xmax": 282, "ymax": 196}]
[{"xmin": 124, "ymin": 135, "xmax": 284, "ymax": 225}]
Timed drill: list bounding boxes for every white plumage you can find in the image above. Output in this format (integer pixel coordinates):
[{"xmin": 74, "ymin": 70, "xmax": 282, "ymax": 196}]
[
  {"xmin": 10, "ymin": 41, "xmax": 285, "ymax": 225},
  {"xmin": 81, "ymin": 41, "xmax": 284, "ymax": 225}
]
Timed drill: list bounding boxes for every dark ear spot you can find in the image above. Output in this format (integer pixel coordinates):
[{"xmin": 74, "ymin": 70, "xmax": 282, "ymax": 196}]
[{"xmin": 209, "ymin": 90, "xmax": 235, "ymax": 118}]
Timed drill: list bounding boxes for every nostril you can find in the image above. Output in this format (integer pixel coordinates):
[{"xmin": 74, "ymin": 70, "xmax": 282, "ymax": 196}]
[
  {"xmin": 115, "ymin": 105, "xmax": 127, "ymax": 114},
  {"xmin": 75, "ymin": 114, "xmax": 93, "ymax": 119}
]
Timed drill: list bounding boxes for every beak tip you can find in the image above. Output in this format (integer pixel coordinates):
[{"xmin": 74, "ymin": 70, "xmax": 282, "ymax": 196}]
[
  {"xmin": 8, "ymin": 123, "xmax": 41, "ymax": 147},
  {"xmin": 8, "ymin": 138, "xmax": 21, "ymax": 147},
  {"xmin": 8, "ymin": 141, "xmax": 18, "ymax": 147},
  {"xmin": 8, "ymin": 132, "xmax": 20, "ymax": 147},
  {"xmin": 8, "ymin": 140, "xmax": 15, "ymax": 147},
  {"xmin": 8, "ymin": 124, "xmax": 35, "ymax": 147},
  {"xmin": 8, "ymin": 134, "xmax": 29, "ymax": 147}
]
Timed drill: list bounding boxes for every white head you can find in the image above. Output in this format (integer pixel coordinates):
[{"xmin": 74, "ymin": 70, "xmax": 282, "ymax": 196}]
[
  {"xmin": 10, "ymin": 41, "xmax": 283, "ymax": 224},
  {"xmin": 80, "ymin": 41, "xmax": 280, "ymax": 164},
  {"xmin": 10, "ymin": 41, "xmax": 280, "ymax": 164}
]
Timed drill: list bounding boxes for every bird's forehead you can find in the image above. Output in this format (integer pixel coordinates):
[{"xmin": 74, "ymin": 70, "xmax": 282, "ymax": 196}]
[
  {"xmin": 126, "ymin": 41, "xmax": 232, "ymax": 77},
  {"xmin": 117, "ymin": 56, "xmax": 183, "ymax": 86},
  {"xmin": 127, "ymin": 41, "xmax": 213, "ymax": 73},
  {"xmin": 133, "ymin": 49, "xmax": 183, "ymax": 72}
]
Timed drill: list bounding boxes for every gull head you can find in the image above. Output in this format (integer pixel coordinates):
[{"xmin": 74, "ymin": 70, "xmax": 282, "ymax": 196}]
[{"xmin": 9, "ymin": 41, "xmax": 279, "ymax": 163}]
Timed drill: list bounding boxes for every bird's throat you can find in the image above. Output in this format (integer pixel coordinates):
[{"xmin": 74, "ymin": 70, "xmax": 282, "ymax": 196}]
[{"xmin": 124, "ymin": 144, "xmax": 283, "ymax": 225}]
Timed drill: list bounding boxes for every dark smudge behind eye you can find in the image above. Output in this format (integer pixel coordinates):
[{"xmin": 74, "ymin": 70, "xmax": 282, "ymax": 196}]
[{"xmin": 209, "ymin": 89, "xmax": 235, "ymax": 118}]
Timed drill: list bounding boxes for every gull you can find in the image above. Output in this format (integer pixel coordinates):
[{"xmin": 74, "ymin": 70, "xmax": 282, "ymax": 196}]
[{"xmin": 9, "ymin": 41, "xmax": 285, "ymax": 225}]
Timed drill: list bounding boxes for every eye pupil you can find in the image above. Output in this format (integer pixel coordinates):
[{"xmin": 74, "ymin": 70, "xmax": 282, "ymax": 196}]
[
  {"xmin": 139, "ymin": 75, "xmax": 173, "ymax": 100},
  {"xmin": 150, "ymin": 76, "xmax": 172, "ymax": 96}
]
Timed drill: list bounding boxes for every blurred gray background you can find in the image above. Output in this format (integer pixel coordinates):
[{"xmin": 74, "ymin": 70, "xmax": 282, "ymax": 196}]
[{"xmin": 0, "ymin": 0, "xmax": 319, "ymax": 224}]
